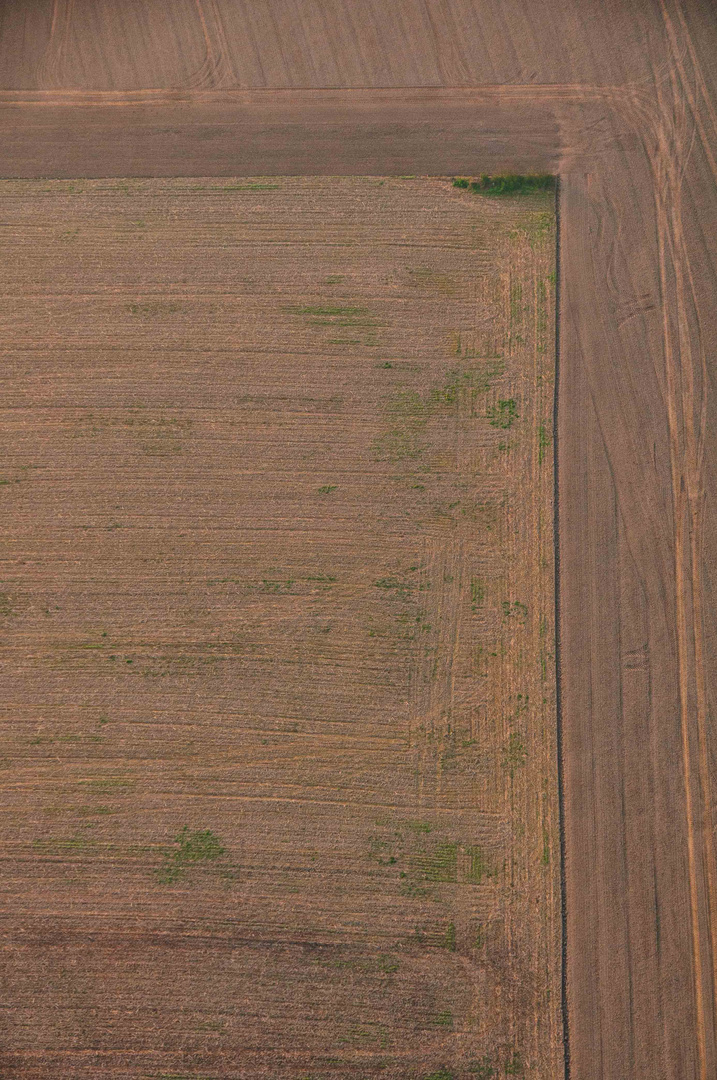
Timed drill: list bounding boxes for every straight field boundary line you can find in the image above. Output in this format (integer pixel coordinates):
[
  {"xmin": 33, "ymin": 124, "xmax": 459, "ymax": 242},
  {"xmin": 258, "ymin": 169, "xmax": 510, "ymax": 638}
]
[{"xmin": 553, "ymin": 175, "xmax": 570, "ymax": 1080}]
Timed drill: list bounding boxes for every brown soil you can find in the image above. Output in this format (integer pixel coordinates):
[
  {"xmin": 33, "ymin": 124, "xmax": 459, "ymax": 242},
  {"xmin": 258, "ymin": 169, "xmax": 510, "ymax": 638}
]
[
  {"xmin": 0, "ymin": 89, "xmax": 560, "ymax": 180},
  {"xmin": 0, "ymin": 0, "xmax": 702, "ymax": 92},
  {"xmin": 0, "ymin": 177, "xmax": 558, "ymax": 1079},
  {"xmin": 2, "ymin": 3, "xmax": 717, "ymax": 1078}
]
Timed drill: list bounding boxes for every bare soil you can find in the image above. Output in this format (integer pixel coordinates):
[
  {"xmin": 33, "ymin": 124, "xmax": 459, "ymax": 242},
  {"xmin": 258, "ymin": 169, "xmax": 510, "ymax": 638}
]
[{"xmin": 0, "ymin": 177, "xmax": 559, "ymax": 1079}]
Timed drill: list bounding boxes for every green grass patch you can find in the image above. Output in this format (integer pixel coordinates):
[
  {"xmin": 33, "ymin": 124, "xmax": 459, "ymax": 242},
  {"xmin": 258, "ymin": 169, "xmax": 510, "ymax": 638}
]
[
  {"xmin": 373, "ymin": 576, "xmax": 414, "ymax": 599},
  {"xmin": 33, "ymin": 835, "xmax": 97, "ymax": 854},
  {"xmin": 406, "ymin": 266, "xmax": 456, "ymax": 295},
  {"xmin": 537, "ymin": 277, "xmax": 548, "ymax": 334},
  {"xmin": 468, "ymin": 1057, "xmax": 496, "ymax": 1078},
  {"xmin": 157, "ymin": 826, "xmax": 226, "ymax": 884},
  {"xmin": 58, "ymin": 733, "xmax": 104, "ymax": 743},
  {"xmin": 224, "ymin": 183, "xmax": 279, "ymax": 191},
  {"xmin": 372, "ymin": 359, "xmax": 503, "ymax": 463},
  {"xmin": 465, "ymin": 846, "xmax": 489, "ymax": 884},
  {"xmin": 512, "ymin": 211, "xmax": 555, "ymax": 250},
  {"xmin": 442, "ymin": 922, "xmax": 457, "ymax": 951},
  {"xmin": 400, "ymin": 879, "xmax": 431, "ymax": 899},
  {"xmin": 434, "ymin": 361, "xmax": 504, "ymax": 407},
  {"xmin": 262, "ymin": 578, "xmax": 295, "ymax": 594},
  {"xmin": 288, "ymin": 305, "xmax": 367, "ymax": 318},
  {"xmin": 415, "ymin": 841, "xmax": 458, "ymax": 883},
  {"xmin": 156, "ymin": 1075, "xmax": 216, "ymax": 1080},
  {"xmin": 538, "ymin": 420, "xmax": 553, "ymax": 464},
  {"xmin": 502, "ymin": 732, "xmax": 527, "ymax": 777},
  {"xmin": 43, "ymin": 803, "xmax": 115, "ymax": 816},
  {"xmin": 470, "ymin": 578, "xmax": 485, "ymax": 611},
  {"xmin": 505, "ymin": 1050, "xmax": 525, "ymax": 1075},
  {"xmin": 387, "ymin": 388, "xmax": 429, "ymax": 420},
  {"xmin": 487, "ymin": 398, "xmax": 519, "ymax": 429},
  {"xmin": 453, "ymin": 174, "xmax": 555, "ymax": 195},
  {"xmin": 78, "ymin": 777, "xmax": 135, "ymax": 793},
  {"xmin": 502, "ymin": 599, "xmax": 528, "ymax": 623},
  {"xmin": 406, "ymin": 820, "xmax": 433, "ymax": 834}
]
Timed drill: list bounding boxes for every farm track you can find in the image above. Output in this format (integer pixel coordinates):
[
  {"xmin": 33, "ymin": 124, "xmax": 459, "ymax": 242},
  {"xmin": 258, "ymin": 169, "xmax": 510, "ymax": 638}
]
[{"xmin": 0, "ymin": 1, "xmax": 716, "ymax": 1078}]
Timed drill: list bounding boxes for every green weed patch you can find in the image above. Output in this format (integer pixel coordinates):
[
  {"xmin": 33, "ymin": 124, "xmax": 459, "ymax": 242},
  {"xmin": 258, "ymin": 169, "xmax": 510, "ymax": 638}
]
[
  {"xmin": 453, "ymin": 174, "xmax": 555, "ymax": 196},
  {"xmin": 157, "ymin": 827, "xmax": 226, "ymax": 884}
]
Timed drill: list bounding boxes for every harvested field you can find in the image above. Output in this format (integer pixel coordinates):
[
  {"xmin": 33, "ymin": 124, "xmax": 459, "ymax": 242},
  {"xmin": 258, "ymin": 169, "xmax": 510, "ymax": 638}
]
[
  {"xmin": 0, "ymin": 177, "xmax": 559, "ymax": 1079},
  {"xmin": 0, "ymin": 0, "xmax": 703, "ymax": 92},
  {"xmin": 3, "ymin": 3, "xmax": 717, "ymax": 1078}
]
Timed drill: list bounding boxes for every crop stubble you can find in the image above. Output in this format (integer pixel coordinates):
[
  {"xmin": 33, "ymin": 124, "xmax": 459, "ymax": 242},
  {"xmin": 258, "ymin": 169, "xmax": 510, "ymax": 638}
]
[
  {"xmin": 2, "ymin": 2, "xmax": 717, "ymax": 1077},
  {"xmin": 0, "ymin": 178, "xmax": 558, "ymax": 1078}
]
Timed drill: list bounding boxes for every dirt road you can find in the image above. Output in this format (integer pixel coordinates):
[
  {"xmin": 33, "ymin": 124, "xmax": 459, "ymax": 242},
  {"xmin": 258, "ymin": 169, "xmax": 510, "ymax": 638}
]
[{"xmin": 1, "ymin": 1, "xmax": 716, "ymax": 1078}]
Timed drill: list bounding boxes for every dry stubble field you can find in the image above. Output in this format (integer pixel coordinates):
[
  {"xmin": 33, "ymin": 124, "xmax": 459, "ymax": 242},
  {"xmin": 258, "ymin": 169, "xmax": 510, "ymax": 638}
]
[{"xmin": 0, "ymin": 177, "xmax": 558, "ymax": 1079}]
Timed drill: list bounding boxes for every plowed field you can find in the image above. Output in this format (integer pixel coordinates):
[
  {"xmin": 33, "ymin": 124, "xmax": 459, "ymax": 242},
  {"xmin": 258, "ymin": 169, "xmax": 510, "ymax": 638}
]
[{"xmin": 0, "ymin": 177, "xmax": 558, "ymax": 1079}]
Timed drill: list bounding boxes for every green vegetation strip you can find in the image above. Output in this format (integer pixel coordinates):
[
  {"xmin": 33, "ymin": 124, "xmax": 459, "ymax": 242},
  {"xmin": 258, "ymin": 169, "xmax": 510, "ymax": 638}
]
[{"xmin": 453, "ymin": 174, "xmax": 555, "ymax": 196}]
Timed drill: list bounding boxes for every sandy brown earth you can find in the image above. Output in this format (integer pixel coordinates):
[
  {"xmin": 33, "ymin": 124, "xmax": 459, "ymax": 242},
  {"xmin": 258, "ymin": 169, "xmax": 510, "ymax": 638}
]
[
  {"xmin": 1, "ymin": 2, "xmax": 717, "ymax": 1079},
  {"xmin": 0, "ymin": 0, "xmax": 711, "ymax": 93},
  {"xmin": 0, "ymin": 178, "xmax": 558, "ymax": 1079},
  {"xmin": 0, "ymin": 89, "xmax": 560, "ymax": 180}
]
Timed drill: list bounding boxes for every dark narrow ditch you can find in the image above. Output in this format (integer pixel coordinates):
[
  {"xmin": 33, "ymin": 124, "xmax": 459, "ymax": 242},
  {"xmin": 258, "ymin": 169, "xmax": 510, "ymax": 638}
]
[{"xmin": 553, "ymin": 173, "xmax": 571, "ymax": 1080}]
